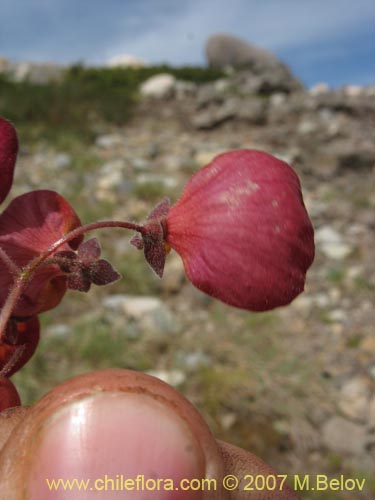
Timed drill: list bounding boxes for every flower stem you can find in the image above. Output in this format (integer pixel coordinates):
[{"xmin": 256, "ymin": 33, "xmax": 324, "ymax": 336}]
[
  {"xmin": 29, "ymin": 220, "xmax": 145, "ymax": 273},
  {"xmin": 0, "ymin": 220, "xmax": 145, "ymax": 339}
]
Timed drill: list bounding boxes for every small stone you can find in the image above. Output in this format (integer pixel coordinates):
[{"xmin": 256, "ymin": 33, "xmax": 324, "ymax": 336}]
[
  {"xmin": 344, "ymin": 85, "xmax": 363, "ymax": 97},
  {"xmin": 309, "ymin": 83, "xmax": 330, "ymax": 95},
  {"xmin": 322, "ymin": 417, "xmax": 367, "ymax": 455},
  {"xmin": 147, "ymin": 369, "xmax": 186, "ymax": 387},
  {"xmin": 315, "ymin": 226, "xmax": 352, "ymax": 259},
  {"xmin": 135, "ymin": 173, "xmax": 178, "ymax": 189},
  {"xmin": 269, "ymin": 92, "xmax": 288, "ymax": 107},
  {"xmin": 194, "ymin": 150, "xmax": 225, "ymax": 167},
  {"xmin": 298, "ymin": 120, "xmax": 318, "ymax": 135},
  {"xmin": 96, "ymin": 169, "xmax": 122, "ymax": 190},
  {"xmin": 180, "ymin": 351, "xmax": 210, "ymax": 370},
  {"xmin": 162, "ymin": 253, "xmax": 186, "ymax": 293},
  {"xmin": 327, "ymin": 309, "xmax": 347, "ymax": 323},
  {"xmin": 46, "ymin": 324, "xmax": 70, "ymax": 337},
  {"xmin": 132, "ymin": 157, "xmax": 150, "ymax": 171},
  {"xmin": 103, "ymin": 295, "xmax": 178, "ymax": 335},
  {"xmin": 95, "ymin": 134, "xmax": 123, "ymax": 149},
  {"xmin": 338, "ymin": 377, "xmax": 373, "ymax": 423},
  {"xmin": 220, "ymin": 412, "xmax": 237, "ymax": 430},
  {"xmin": 53, "ymin": 153, "xmax": 72, "ymax": 169}
]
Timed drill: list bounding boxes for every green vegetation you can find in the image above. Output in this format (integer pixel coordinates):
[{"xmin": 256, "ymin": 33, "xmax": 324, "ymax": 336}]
[{"xmin": 0, "ymin": 64, "xmax": 224, "ymax": 143}]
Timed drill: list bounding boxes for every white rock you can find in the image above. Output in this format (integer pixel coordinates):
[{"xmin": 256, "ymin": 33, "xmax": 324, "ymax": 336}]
[
  {"xmin": 270, "ymin": 92, "xmax": 287, "ymax": 107},
  {"xmin": 327, "ymin": 309, "xmax": 347, "ymax": 323},
  {"xmin": 315, "ymin": 226, "xmax": 352, "ymax": 259},
  {"xmin": 95, "ymin": 134, "xmax": 124, "ymax": 149},
  {"xmin": 214, "ymin": 78, "xmax": 230, "ymax": 93},
  {"xmin": 220, "ymin": 412, "xmax": 237, "ymax": 430},
  {"xmin": 103, "ymin": 295, "xmax": 177, "ymax": 334},
  {"xmin": 53, "ymin": 153, "xmax": 72, "ymax": 169},
  {"xmin": 104, "ymin": 295, "xmax": 161, "ymax": 316},
  {"xmin": 309, "ymin": 82, "xmax": 330, "ymax": 95},
  {"xmin": 182, "ymin": 351, "xmax": 210, "ymax": 370},
  {"xmin": 46, "ymin": 324, "xmax": 71, "ymax": 337},
  {"xmin": 344, "ymin": 85, "xmax": 363, "ymax": 97},
  {"xmin": 322, "ymin": 417, "xmax": 366, "ymax": 455},
  {"xmin": 298, "ymin": 119, "xmax": 318, "ymax": 135},
  {"xmin": 106, "ymin": 54, "xmax": 149, "ymax": 68},
  {"xmin": 97, "ymin": 169, "xmax": 122, "ymax": 190},
  {"xmin": 140, "ymin": 74, "xmax": 176, "ymax": 99},
  {"xmin": 339, "ymin": 377, "xmax": 373, "ymax": 423},
  {"xmin": 147, "ymin": 369, "xmax": 186, "ymax": 387},
  {"xmin": 194, "ymin": 150, "xmax": 226, "ymax": 167},
  {"xmin": 135, "ymin": 173, "xmax": 178, "ymax": 188}
]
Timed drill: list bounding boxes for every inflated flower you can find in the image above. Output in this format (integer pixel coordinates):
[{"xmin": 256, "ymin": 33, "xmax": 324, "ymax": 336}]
[
  {"xmin": 135, "ymin": 149, "xmax": 314, "ymax": 311},
  {"xmin": 0, "ymin": 118, "xmax": 18, "ymax": 204}
]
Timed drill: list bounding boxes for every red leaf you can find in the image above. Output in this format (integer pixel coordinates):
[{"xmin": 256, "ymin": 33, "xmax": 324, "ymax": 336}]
[
  {"xmin": 165, "ymin": 150, "xmax": 314, "ymax": 311},
  {"xmin": 0, "ymin": 118, "xmax": 18, "ymax": 205}
]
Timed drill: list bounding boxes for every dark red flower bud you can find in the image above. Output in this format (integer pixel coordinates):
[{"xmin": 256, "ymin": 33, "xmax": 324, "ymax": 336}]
[
  {"xmin": 164, "ymin": 150, "xmax": 314, "ymax": 311},
  {"xmin": 0, "ymin": 316, "xmax": 40, "ymax": 377},
  {"xmin": 0, "ymin": 375, "xmax": 21, "ymax": 411},
  {"xmin": 0, "ymin": 117, "xmax": 18, "ymax": 204},
  {"xmin": 0, "ymin": 190, "xmax": 83, "ymax": 316}
]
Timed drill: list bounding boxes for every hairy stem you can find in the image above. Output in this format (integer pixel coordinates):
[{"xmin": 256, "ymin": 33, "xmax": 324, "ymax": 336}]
[
  {"xmin": 0, "ymin": 220, "xmax": 145, "ymax": 338},
  {"xmin": 29, "ymin": 220, "xmax": 145, "ymax": 273}
]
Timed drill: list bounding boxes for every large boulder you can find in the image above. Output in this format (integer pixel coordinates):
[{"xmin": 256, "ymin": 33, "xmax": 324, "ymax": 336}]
[{"xmin": 205, "ymin": 34, "xmax": 302, "ymax": 93}]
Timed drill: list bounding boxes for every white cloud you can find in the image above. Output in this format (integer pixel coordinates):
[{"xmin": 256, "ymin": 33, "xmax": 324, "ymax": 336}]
[{"xmin": 100, "ymin": 0, "xmax": 375, "ymax": 65}]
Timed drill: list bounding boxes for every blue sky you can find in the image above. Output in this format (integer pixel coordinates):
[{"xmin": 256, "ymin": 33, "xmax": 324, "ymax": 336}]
[{"xmin": 1, "ymin": 0, "xmax": 374, "ymax": 87}]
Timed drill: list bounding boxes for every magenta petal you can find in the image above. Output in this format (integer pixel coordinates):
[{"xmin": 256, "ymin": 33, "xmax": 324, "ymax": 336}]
[
  {"xmin": 0, "ymin": 118, "xmax": 18, "ymax": 204},
  {"xmin": 0, "ymin": 190, "xmax": 83, "ymax": 316},
  {"xmin": 166, "ymin": 149, "xmax": 314, "ymax": 311}
]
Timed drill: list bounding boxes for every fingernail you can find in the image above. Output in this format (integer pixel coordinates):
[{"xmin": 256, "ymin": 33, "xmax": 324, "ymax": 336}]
[{"xmin": 27, "ymin": 392, "xmax": 205, "ymax": 499}]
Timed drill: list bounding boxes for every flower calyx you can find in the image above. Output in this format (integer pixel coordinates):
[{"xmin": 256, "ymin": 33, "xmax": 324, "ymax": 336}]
[
  {"xmin": 54, "ymin": 238, "xmax": 121, "ymax": 292},
  {"xmin": 130, "ymin": 197, "xmax": 170, "ymax": 278}
]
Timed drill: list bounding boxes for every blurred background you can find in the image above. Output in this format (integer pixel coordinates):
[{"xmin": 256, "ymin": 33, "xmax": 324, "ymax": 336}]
[{"xmin": 1, "ymin": 1, "xmax": 374, "ymax": 498}]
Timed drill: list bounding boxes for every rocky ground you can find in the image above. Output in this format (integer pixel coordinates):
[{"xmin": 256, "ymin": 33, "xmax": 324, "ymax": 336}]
[{"xmin": 10, "ymin": 71, "xmax": 375, "ymax": 499}]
